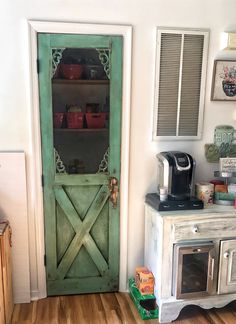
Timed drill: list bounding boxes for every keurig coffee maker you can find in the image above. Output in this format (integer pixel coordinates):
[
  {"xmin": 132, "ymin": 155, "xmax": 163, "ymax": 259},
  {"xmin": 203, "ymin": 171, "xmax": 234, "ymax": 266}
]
[
  {"xmin": 145, "ymin": 151, "xmax": 204, "ymax": 211},
  {"xmin": 157, "ymin": 151, "xmax": 194, "ymax": 200}
]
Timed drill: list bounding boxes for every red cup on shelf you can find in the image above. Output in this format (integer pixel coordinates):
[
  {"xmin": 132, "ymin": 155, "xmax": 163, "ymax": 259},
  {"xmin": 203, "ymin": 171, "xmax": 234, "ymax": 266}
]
[
  {"xmin": 66, "ymin": 112, "xmax": 84, "ymax": 129},
  {"xmin": 85, "ymin": 113, "xmax": 106, "ymax": 128},
  {"xmin": 53, "ymin": 113, "xmax": 64, "ymax": 128},
  {"xmin": 61, "ymin": 64, "xmax": 83, "ymax": 80}
]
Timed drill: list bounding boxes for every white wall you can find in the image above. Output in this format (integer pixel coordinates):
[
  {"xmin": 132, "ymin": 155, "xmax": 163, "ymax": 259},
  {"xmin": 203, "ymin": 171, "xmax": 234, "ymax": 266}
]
[
  {"xmin": 1, "ymin": 0, "xmax": 236, "ymax": 297},
  {"xmin": 0, "ymin": 153, "xmax": 30, "ymax": 303}
]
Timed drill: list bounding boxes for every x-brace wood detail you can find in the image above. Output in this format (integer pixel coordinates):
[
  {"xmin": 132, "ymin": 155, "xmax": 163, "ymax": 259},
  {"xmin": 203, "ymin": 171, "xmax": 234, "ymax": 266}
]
[{"xmin": 53, "ymin": 185, "xmax": 109, "ymax": 279}]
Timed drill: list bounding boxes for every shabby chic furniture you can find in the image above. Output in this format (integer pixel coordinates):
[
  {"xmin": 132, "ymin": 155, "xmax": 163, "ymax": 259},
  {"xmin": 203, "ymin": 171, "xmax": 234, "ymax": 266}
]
[{"xmin": 145, "ymin": 195, "xmax": 236, "ymax": 323}]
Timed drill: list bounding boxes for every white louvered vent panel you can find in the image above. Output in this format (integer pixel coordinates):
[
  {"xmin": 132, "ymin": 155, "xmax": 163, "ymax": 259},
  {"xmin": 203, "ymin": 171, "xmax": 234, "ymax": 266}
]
[
  {"xmin": 153, "ymin": 28, "xmax": 209, "ymax": 140},
  {"xmin": 156, "ymin": 33, "xmax": 182, "ymax": 136},
  {"xmin": 179, "ymin": 34, "xmax": 204, "ymax": 136}
]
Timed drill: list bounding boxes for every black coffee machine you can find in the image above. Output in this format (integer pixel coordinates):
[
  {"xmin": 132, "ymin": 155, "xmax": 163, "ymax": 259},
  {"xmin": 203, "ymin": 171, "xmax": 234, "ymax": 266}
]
[
  {"xmin": 157, "ymin": 151, "xmax": 194, "ymax": 200},
  {"xmin": 146, "ymin": 151, "xmax": 204, "ymax": 211}
]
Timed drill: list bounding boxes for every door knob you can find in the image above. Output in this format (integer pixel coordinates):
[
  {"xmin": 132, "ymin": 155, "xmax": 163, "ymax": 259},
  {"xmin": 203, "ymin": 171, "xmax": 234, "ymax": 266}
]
[
  {"xmin": 192, "ymin": 225, "xmax": 199, "ymax": 233},
  {"xmin": 224, "ymin": 251, "xmax": 230, "ymax": 258}
]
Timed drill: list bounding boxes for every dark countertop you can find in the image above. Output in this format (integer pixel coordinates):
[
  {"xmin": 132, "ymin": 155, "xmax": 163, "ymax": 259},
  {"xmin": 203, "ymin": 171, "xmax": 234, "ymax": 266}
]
[{"xmin": 145, "ymin": 193, "xmax": 236, "ymax": 216}]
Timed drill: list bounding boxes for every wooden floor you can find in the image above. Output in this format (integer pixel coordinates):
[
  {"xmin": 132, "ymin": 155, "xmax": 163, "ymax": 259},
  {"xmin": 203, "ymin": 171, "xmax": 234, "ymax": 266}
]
[{"xmin": 11, "ymin": 293, "xmax": 236, "ymax": 324}]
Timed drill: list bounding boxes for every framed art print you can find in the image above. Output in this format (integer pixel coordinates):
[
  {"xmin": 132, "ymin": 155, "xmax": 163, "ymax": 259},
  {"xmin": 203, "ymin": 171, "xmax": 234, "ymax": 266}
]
[{"xmin": 211, "ymin": 60, "xmax": 236, "ymax": 101}]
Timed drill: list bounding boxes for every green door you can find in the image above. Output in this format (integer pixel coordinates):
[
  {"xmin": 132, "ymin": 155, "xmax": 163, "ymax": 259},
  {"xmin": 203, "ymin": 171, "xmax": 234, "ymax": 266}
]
[{"xmin": 37, "ymin": 33, "xmax": 123, "ymax": 295}]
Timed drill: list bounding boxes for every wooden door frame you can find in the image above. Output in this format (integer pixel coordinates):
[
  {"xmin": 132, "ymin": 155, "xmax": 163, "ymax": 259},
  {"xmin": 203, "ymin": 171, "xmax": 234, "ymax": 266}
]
[{"xmin": 27, "ymin": 20, "xmax": 132, "ymax": 299}]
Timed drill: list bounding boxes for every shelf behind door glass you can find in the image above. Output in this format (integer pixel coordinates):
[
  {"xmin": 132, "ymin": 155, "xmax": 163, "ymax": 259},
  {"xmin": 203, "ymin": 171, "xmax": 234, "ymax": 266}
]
[{"xmin": 52, "ymin": 48, "xmax": 110, "ymax": 174}]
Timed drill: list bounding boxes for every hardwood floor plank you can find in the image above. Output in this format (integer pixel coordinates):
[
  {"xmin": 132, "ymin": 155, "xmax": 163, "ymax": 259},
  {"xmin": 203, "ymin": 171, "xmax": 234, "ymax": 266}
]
[
  {"xmin": 115, "ymin": 292, "xmax": 139, "ymax": 323},
  {"xmin": 100, "ymin": 293, "xmax": 123, "ymax": 323},
  {"xmin": 209, "ymin": 307, "xmax": 236, "ymax": 324},
  {"xmin": 11, "ymin": 301, "xmax": 37, "ymax": 324},
  {"xmin": 11, "ymin": 292, "xmax": 236, "ymax": 324},
  {"xmin": 204, "ymin": 308, "xmax": 227, "ymax": 324},
  {"xmin": 11, "ymin": 304, "xmax": 20, "ymax": 324},
  {"xmin": 59, "ymin": 296, "xmax": 74, "ymax": 324},
  {"xmin": 64, "ymin": 295, "xmax": 92, "ymax": 324},
  {"xmin": 173, "ymin": 306, "xmax": 213, "ymax": 324},
  {"xmin": 35, "ymin": 297, "xmax": 59, "ymax": 324}
]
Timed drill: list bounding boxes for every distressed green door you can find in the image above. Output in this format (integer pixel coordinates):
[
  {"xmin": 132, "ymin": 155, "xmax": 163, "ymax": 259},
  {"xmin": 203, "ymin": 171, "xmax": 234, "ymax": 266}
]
[{"xmin": 37, "ymin": 33, "xmax": 122, "ymax": 295}]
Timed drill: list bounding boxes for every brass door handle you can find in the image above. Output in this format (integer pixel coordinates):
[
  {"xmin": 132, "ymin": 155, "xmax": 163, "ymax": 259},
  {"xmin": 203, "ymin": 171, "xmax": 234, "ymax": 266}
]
[{"xmin": 109, "ymin": 177, "xmax": 119, "ymax": 208}]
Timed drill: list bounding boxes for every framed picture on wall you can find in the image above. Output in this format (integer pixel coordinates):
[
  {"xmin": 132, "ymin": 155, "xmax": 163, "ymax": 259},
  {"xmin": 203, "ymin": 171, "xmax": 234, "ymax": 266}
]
[{"xmin": 211, "ymin": 60, "xmax": 236, "ymax": 101}]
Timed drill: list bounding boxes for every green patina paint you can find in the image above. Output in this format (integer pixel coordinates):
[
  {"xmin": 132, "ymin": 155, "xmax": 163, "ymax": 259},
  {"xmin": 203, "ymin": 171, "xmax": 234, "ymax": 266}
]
[{"xmin": 38, "ymin": 33, "xmax": 123, "ymax": 295}]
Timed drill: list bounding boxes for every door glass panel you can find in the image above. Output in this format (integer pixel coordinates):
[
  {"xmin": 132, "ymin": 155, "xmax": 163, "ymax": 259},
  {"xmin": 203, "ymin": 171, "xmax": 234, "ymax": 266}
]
[
  {"xmin": 52, "ymin": 48, "xmax": 110, "ymax": 174},
  {"xmin": 181, "ymin": 252, "xmax": 208, "ymax": 294}
]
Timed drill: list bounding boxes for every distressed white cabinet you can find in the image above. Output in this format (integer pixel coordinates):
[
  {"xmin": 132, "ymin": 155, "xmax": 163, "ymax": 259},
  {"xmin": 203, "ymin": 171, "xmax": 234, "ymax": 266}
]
[
  {"xmin": 144, "ymin": 200, "xmax": 236, "ymax": 323},
  {"xmin": 218, "ymin": 239, "xmax": 236, "ymax": 294}
]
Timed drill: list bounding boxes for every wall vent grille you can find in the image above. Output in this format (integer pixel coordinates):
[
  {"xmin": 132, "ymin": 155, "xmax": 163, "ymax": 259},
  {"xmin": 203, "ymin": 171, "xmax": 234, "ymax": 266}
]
[{"xmin": 153, "ymin": 28, "xmax": 209, "ymax": 140}]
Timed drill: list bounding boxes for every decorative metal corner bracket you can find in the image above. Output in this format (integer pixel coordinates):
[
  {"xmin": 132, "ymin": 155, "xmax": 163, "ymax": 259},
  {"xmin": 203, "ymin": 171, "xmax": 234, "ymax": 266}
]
[
  {"xmin": 97, "ymin": 147, "xmax": 109, "ymax": 173},
  {"xmin": 54, "ymin": 148, "xmax": 67, "ymax": 173},
  {"xmin": 52, "ymin": 48, "xmax": 65, "ymax": 78},
  {"xmin": 96, "ymin": 49, "xmax": 110, "ymax": 80}
]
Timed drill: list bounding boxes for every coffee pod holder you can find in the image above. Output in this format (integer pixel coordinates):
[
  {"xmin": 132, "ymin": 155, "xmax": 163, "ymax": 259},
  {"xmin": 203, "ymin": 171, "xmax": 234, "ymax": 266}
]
[{"xmin": 214, "ymin": 171, "xmax": 236, "ymax": 205}]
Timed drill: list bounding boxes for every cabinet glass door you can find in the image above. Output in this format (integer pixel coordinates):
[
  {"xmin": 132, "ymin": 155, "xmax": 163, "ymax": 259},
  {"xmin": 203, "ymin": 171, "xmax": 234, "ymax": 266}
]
[
  {"xmin": 173, "ymin": 242, "xmax": 215, "ymax": 299},
  {"xmin": 181, "ymin": 252, "xmax": 208, "ymax": 293}
]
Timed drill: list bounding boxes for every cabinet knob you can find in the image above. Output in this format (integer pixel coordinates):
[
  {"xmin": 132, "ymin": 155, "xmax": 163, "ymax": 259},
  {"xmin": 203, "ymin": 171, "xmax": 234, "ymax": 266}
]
[
  {"xmin": 192, "ymin": 225, "xmax": 199, "ymax": 233},
  {"xmin": 224, "ymin": 252, "xmax": 230, "ymax": 259}
]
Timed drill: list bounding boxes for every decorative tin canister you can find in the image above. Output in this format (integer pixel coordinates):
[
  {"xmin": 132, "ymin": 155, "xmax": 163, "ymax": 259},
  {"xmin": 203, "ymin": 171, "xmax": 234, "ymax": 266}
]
[{"xmin": 195, "ymin": 182, "xmax": 214, "ymax": 206}]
